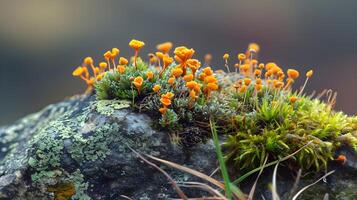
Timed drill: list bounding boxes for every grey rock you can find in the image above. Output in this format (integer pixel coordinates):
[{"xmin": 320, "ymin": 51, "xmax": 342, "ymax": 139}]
[
  {"xmin": 0, "ymin": 95, "xmax": 356, "ymax": 199},
  {"xmin": 0, "ymin": 95, "xmax": 218, "ymax": 199}
]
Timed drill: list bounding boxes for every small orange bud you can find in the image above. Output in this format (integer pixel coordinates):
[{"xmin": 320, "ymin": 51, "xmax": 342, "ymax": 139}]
[
  {"xmin": 159, "ymin": 107, "xmax": 168, "ymax": 114},
  {"xmin": 335, "ymin": 155, "xmax": 347, "ymax": 164},
  {"xmin": 254, "ymin": 69, "xmax": 261, "ymax": 77},
  {"xmin": 117, "ymin": 65, "xmax": 125, "ymax": 74},
  {"xmin": 255, "ymin": 84, "xmax": 262, "ymax": 91},
  {"xmin": 256, "ymin": 78, "xmax": 262, "ymax": 85},
  {"xmin": 290, "ymin": 96, "xmax": 298, "ymax": 103},
  {"xmin": 156, "ymin": 42, "xmax": 173, "ymax": 54},
  {"xmin": 199, "ymin": 73, "xmax": 207, "ymax": 81},
  {"xmin": 251, "ymin": 59, "xmax": 258, "ymax": 66},
  {"xmin": 207, "ymin": 83, "xmax": 218, "ymax": 90},
  {"xmin": 274, "ymin": 81, "xmax": 284, "ymax": 89},
  {"xmin": 163, "ymin": 92, "xmax": 174, "ymax": 99},
  {"xmin": 248, "ymin": 43, "xmax": 260, "ymax": 53},
  {"xmin": 172, "ymin": 67, "xmax": 184, "ymax": 78},
  {"xmin": 189, "ymin": 90, "xmax": 198, "ymax": 99},
  {"xmin": 133, "ymin": 76, "xmax": 143, "ymax": 90},
  {"xmin": 238, "ymin": 53, "xmax": 246, "ymax": 61},
  {"xmin": 146, "ymin": 71, "xmax": 154, "ymax": 80},
  {"xmin": 111, "ymin": 48, "xmax": 120, "ymax": 56},
  {"xmin": 186, "ymin": 81, "xmax": 198, "ymax": 90},
  {"xmin": 287, "ymin": 69, "xmax": 300, "ymax": 79},
  {"xmin": 84, "ymin": 57, "xmax": 93, "ymax": 65},
  {"xmin": 204, "ymin": 54, "xmax": 212, "ymax": 63},
  {"xmin": 202, "ymin": 67, "xmax": 213, "ymax": 76},
  {"xmin": 156, "ymin": 52, "xmax": 164, "ymax": 60},
  {"xmin": 153, "ymin": 85, "xmax": 161, "ymax": 92},
  {"xmin": 258, "ymin": 63, "xmax": 265, "ymax": 69},
  {"xmin": 119, "ymin": 57, "xmax": 129, "ymax": 65},
  {"xmin": 168, "ymin": 77, "xmax": 175, "ymax": 85},
  {"xmin": 244, "ymin": 78, "xmax": 251, "ymax": 86},
  {"xmin": 306, "ymin": 70, "xmax": 313, "ymax": 78},
  {"xmin": 239, "ymin": 85, "xmax": 247, "ymax": 93},
  {"xmin": 240, "ymin": 64, "xmax": 250, "ymax": 73},
  {"xmin": 160, "ymin": 97, "xmax": 171, "ymax": 106},
  {"xmin": 99, "ymin": 62, "xmax": 108, "ymax": 69},
  {"xmin": 223, "ymin": 53, "xmax": 229, "ymax": 60},
  {"xmin": 204, "ymin": 76, "xmax": 217, "ymax": 84},
  {"xmin": 129, "ymin": 39, "xmax": 145, "ymax": 50},
  {"xmin": 265, "ymin": 62, "xmax": 277, "ymax": 71},
  {"xmin": 183, "ymin": 74, "xmax": 194, "ymax": 82},
  {"xmin": 163, "ymin": 55, "xmax": 174, "ymax": 68},
  {"xmin": 72, "ymin": 67, "xmax": 84, "ymax": 76},
  {"xmin": 104, "ymin": 51, "xmax": 112, "ymax": 60}
]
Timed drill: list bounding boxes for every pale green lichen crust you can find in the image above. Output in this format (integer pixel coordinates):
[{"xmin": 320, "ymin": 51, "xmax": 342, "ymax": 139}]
[{"xmin": 24, "ymin": 97, "xmax": 131, "ymax": 199}]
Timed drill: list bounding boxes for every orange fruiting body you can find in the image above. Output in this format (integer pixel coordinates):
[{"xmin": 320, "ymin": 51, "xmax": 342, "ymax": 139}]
[
  {"xmin": 306, "ymin": 70, "xmax": 313, "ymax": 78},
  {"xmin": 153, "ymin": 85, "xmax": 161, "ymax": 92},
  {"xmin": 287, "ymin": 69, "xmax": 300, "ymax": 79},
  {"xmin": 157, "ymin": 42, "xmax": 173, "ymax": 54},
  {"xmin": 129, "ymin": 39, "xmax": 145, "ymax": 50}
]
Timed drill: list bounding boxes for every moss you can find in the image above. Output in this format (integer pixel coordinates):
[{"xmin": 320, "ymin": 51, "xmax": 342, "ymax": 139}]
[{"xmin": 91, "ymin": 46, "xmax": 357, "ymax": 172}]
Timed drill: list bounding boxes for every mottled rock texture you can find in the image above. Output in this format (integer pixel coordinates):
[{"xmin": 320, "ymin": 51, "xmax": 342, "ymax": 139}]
[
  {"xmin": 0, "ymin": 95, "xmax": 356, "ymax": 199},
  {"xmin": 0, "ymin": 95, "xmax": 218, "ymax": 199}
]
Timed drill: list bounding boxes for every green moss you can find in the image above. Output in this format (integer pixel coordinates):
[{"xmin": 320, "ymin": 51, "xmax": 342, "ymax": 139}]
[
  {"xmin": 92, "ymin": 55, "xmax": 357, "ymax": 172},
  {"xmin": 222, "ymin": 86, "xmax": 357, "ymax": 171}
]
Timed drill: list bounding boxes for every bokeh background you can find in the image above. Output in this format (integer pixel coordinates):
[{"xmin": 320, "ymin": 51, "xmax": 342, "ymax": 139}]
[{"xmin": 0, "ymin": 0, "xmax": 356, "ymax": 125}]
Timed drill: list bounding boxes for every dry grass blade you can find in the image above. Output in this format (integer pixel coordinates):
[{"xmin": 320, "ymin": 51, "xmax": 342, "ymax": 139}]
[
  {"xmin": 271, "ymin": 162, "xmax": 281, "ymax": 200},
  {"xmin": 172, "ymin": 198, "xmax": 226, "ymax": 200},
  {"xmin": 120, "ymin": 195, "xmax": 133, "ymax": 200},
  {"xmin": 289, "ymin": 168, "xmax": 302, "ymax": 196},
  {"xmin": 248, "ymin": 156, "xmax": 268, "ymax": 200},
  {"xmin": 145, "ymin": 154, "xmax": 226, "ymax": 190},
  {"xmin": 178, "ymin": 181, "xmax": 226, "ymax": 199},
  {"xmin": 209, "ymin": 167, "xmax": 219, "ymax": 177},
  {"xmin": 323, "ymin": 193, "xmax": 329, "ymax": 200},
  {"xmin": 292, "ymin": 170, "xmax": 335, "ymax": 200},
  {"xmin": 127, "ymin": 146, "xmax": 188, "ymax": 200}
]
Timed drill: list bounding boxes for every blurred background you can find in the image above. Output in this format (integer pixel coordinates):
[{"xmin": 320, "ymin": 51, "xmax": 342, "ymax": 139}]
[{"xmin": 0, "ymin": 0, "xmax": 356, "ymax": 125}]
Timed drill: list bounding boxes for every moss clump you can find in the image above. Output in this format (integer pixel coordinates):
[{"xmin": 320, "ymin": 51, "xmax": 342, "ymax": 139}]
[
  {"xmin": 222, "ymin": 86, "xmax": 357, "ymax": 171},
  {"xmin": 73, "ymin": 40, "xmax": 357, "ymax": 172}
]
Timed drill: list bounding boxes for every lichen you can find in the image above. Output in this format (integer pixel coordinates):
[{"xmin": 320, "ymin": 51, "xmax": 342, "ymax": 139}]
[{"xmin": 95, "ymin": 99, "xmax": 130, "ymax": 116}]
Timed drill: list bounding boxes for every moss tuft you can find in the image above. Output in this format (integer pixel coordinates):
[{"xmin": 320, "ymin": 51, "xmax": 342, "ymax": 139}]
[{"xmin": 71, "ymin": 40, "xmax": 357, "ymax": 172}]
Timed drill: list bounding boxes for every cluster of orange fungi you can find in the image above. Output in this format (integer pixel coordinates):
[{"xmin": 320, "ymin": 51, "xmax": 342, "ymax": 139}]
[{"xmin": 73, "ymin": 40, "xmax": 313, "ymax": 115}]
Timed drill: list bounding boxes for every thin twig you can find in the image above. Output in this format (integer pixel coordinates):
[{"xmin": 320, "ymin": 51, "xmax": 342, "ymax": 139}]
[
  {"xmin": 271, "ymin": 162, "xmax": 281, "ymax": 200},
  {"xmin": 289, "ymin": 168, "xmax": 302, "ymax": 197},
  {"xmin": 145, "ymin": 154, "xmax": 225, "ymax": 190},
  {"xmin": 292, "ymin": 170, "xmax": 335, "ymax": 200},
  {"xmin": 120, "ymin": 195, "xmax": 133, "ymax": 200},
  {"xmin": 178, "ymin": 181, "xmax": 226, "ymax": 199},
  {"xmin": 248, "ymin": 156, "xmax": 268, "ymax": 200}
]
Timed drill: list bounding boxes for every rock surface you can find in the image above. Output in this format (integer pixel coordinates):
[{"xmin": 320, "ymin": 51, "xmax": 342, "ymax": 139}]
[
  {"xmin": 0, "ymin": 95, "xmax": 356, "ymax": 199},
  {"xmin": 0, "ymin": 95, "xmax": 218, "ymax": 199}
]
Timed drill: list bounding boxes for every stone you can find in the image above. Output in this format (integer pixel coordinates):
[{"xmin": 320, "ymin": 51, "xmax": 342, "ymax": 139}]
[{"xmin": 0, "ymin": 95, "xmax": 356, "ymax": 199}]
